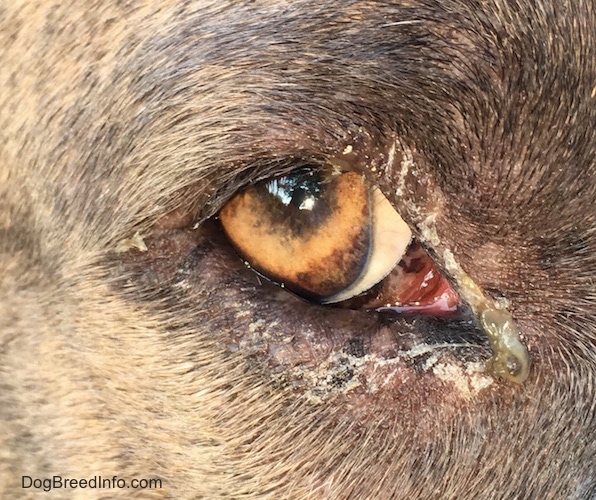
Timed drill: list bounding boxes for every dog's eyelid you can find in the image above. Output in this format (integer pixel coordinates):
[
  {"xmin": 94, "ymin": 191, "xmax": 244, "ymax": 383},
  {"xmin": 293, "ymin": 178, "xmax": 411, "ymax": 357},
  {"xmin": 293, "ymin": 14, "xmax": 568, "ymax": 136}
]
[{"xmin": 218, "ymin": 166, "xmax": 462, "ymax": 317}]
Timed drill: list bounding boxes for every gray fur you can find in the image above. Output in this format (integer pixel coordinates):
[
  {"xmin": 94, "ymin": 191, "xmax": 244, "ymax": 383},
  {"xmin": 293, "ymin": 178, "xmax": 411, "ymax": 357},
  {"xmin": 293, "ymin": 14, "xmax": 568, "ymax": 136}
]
[{"xmin": 0, "ymin": 1, "xmax": 594, "ymax": 498}]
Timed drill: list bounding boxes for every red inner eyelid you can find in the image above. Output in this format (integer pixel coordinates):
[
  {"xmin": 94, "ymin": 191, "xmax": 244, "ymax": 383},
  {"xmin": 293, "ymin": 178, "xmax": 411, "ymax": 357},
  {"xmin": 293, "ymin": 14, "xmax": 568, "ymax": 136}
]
[{"xmin": 355, "ymin": 242, "xmax": 460, "ymax": 316}]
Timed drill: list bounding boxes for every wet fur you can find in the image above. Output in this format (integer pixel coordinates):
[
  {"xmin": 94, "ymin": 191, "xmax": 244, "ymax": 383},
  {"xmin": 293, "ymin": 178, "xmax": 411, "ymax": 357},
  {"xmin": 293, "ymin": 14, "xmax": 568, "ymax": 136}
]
[{"xmin": 1, "ymin": 1, "xmax": 595, "ymax": 498}]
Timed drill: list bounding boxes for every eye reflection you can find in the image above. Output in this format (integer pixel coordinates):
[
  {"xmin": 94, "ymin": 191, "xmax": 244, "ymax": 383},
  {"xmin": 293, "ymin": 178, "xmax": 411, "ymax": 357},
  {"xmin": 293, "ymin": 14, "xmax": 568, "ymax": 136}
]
[
  {"xmin": 219, "ymin": 167, "xmax": 459, "ymax": 315},
  {"xmin": 265, "ymin": 169, "xmax": 321, "ymax": 211}
]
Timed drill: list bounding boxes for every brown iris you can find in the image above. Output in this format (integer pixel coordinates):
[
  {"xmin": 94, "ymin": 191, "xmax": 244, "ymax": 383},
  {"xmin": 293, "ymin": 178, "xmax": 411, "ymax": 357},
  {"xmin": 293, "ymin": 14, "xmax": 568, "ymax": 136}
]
[
  {"xmin": 220, "ymin": 169, "xmax": 372, "ymax": 301},
  {"xmin": 220, "ymin": 167, "xmax": 421, "ymax": 307}
]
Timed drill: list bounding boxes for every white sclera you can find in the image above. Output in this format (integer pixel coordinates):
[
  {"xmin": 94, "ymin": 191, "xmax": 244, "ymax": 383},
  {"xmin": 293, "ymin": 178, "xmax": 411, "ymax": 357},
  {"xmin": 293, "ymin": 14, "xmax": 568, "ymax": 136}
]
[{"xmin": 322, "ymin": 187, "xmax": 412, "ymax": 304}]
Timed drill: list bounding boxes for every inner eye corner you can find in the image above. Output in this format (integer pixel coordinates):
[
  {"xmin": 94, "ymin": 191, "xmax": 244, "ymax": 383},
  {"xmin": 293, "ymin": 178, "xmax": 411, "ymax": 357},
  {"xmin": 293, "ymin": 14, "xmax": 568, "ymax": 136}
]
[{"xmin": 218, "ymin": 166, "xmax": 462, "ymax": 319}]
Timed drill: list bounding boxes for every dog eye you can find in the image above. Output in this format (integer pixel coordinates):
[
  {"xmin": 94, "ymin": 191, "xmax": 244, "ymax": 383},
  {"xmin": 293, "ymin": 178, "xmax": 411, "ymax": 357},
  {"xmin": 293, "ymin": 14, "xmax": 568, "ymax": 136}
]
[{"xmin": 220, "ymin": 168, "xmax": 459, "ymax": 314}]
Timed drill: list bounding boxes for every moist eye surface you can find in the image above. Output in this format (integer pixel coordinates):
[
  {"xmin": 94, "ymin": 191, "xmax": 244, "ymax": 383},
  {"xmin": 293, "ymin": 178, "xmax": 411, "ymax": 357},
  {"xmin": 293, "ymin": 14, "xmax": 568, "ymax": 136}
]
[
  {"xmin": 219, "ymin": 167, "xmax": 459, "ymax": 315},
  {"xmin": 220, "ymin": 168, "xmax": 373, "ymax": 300}
]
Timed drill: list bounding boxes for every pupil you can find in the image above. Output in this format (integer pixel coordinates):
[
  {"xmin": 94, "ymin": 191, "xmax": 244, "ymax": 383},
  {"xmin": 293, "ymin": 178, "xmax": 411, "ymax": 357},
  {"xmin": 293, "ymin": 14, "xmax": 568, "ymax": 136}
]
[{"xmin": 265, "ymin": 169, "xmax": 322, "ymax": 211}]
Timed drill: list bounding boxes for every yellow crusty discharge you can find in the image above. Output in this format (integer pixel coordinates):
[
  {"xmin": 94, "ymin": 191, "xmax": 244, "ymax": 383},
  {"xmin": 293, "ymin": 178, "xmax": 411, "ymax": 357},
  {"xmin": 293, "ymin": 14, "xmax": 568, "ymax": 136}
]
[{"xmin": 443, "ymin": 250, "xmax": 531, "ymax": 383}]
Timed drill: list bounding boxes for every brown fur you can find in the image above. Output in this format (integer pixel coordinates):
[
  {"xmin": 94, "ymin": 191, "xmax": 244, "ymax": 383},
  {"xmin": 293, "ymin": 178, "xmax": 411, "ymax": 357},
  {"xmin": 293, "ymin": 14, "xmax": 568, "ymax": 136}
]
[{"xmin": 1, "ymin": 1, "xmax": 595, "ymax": 498}]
